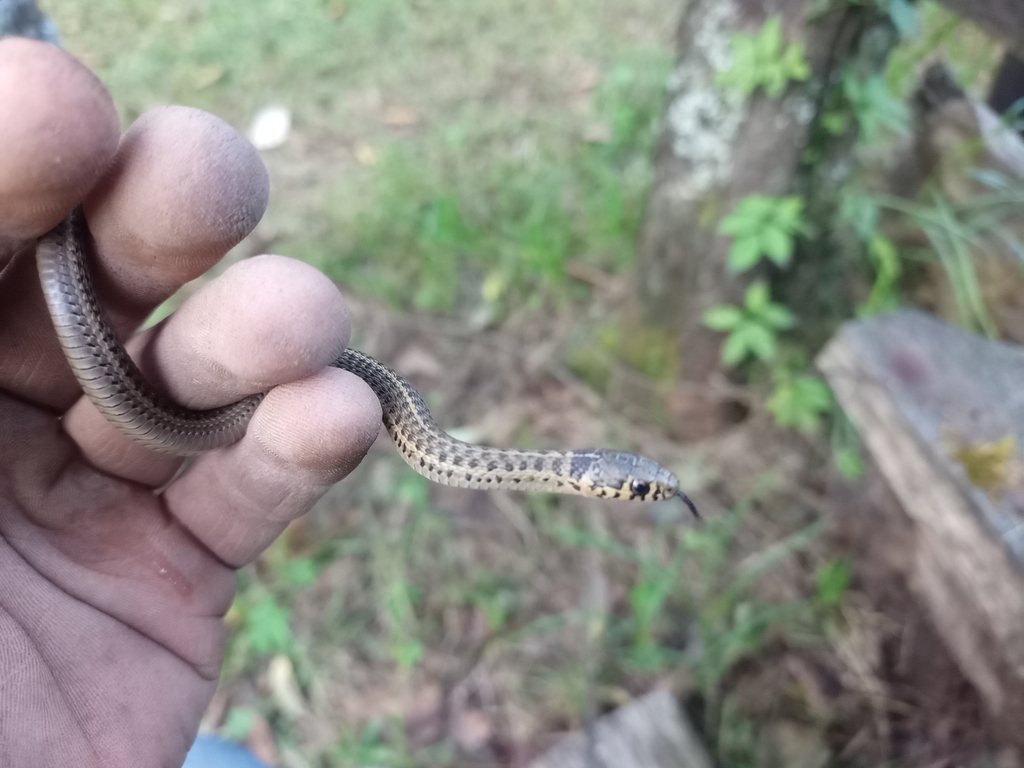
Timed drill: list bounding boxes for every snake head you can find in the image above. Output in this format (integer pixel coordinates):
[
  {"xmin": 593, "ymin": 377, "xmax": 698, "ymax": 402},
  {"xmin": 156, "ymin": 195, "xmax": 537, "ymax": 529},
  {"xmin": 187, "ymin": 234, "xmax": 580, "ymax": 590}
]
[{"xmin": 580, "ymin": 450, "xmax": 699, "ymax": 517}]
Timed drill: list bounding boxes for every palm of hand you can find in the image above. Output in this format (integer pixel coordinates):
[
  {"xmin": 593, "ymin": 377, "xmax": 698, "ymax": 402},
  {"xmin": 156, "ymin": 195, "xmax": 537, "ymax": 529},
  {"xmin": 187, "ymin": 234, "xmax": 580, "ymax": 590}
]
[{"xmin": 0, "ymin": 38, "xmax": 380, "ymax": 767}]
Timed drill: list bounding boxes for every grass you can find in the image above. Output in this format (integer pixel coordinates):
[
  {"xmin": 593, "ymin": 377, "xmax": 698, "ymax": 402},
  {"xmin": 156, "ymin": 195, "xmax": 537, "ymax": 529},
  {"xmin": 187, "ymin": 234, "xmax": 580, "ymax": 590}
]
[
  {"xmin": 51, "ymin": 0, "xmax": 675, "ymax": 313},
  {"xmin": 299, "ymin": 51, "xmax": 671, "ymax": 313},
  {"xmin": 220, "ymin": 462, "xmax": 839, "ymax": 766}
]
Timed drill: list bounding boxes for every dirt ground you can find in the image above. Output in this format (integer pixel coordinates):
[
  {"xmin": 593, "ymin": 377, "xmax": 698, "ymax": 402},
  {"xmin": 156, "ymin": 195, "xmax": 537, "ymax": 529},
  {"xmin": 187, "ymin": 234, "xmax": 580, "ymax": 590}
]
[{"xmin": 208, "ymin": 286, "xmax": 1012, "ymax": 767}]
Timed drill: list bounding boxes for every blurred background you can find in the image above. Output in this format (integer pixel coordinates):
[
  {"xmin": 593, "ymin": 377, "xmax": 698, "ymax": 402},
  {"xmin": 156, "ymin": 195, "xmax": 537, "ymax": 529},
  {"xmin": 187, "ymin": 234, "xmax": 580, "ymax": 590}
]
[{"xmin": 27, "ymin": 0, "xmax": 1024, "ymax": 765}]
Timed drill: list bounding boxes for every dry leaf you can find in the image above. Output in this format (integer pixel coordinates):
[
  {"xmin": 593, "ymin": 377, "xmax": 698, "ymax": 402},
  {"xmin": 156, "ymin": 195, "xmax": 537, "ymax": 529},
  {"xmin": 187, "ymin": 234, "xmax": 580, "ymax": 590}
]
[
  {"xmin": 353, "ymin": 141, "xmax": 377, "ymax": 165},
  {"xmin": 192, "ymin": 64, "xmax": 224, "ymax": 90},
  {"xmin": 384, "ymin": 105, "xmax": 422, "ymax": 128},
  {"xmin": 581, "ymin": 123, "xmax": 612, "ymax": 143},
  {"xmin": 405, "ymin": 684, "xmax": 445, "ymax": 748},
  {"xmin": 454, "ymin": 708, "xmax": 494, "ymax": 752},
  {"xmin": 569, "ymin": 61, "xmax": 601, "ymax": 94},
  {"xmin": 266, "ymin": 654, "xmax": 307, "ymax": 718}
]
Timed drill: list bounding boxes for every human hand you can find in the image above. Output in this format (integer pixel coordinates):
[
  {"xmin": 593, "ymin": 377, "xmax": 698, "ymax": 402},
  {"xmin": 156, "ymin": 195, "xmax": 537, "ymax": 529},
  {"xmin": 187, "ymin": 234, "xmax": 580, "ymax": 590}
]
[{"xmin": 0, "ymin": 37, "xmax": 381, "ymax": 767}]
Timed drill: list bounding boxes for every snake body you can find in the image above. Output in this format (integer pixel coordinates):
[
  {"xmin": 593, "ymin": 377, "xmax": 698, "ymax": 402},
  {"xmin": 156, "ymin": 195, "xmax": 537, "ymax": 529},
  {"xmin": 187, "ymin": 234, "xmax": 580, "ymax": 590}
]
[{"xmin": 36, "ymin": 209, "xmax": 697, "ymax": 514}]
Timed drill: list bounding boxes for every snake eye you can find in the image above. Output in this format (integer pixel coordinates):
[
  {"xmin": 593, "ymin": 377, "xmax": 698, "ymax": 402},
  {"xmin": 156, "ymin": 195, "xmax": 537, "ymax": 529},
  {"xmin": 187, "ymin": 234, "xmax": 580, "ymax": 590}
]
[{"xmin": 630, "ymin": 480, "xmax": 651, "ymax": 498}]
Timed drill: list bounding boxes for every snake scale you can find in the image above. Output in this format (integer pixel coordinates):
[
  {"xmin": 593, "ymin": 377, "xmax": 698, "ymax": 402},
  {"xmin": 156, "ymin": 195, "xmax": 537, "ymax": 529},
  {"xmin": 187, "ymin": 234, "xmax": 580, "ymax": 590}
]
[{"xmin": 36, "ymin": 208, "xmax": 698, "ymax": 516}]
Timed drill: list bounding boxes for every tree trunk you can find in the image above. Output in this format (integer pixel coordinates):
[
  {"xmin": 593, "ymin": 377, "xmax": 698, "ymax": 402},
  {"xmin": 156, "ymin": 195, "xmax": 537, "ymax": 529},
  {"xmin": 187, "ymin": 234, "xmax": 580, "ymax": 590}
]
[{"xmin": 632, "ymin": 0, "xmax": 898, "ymax": 439}]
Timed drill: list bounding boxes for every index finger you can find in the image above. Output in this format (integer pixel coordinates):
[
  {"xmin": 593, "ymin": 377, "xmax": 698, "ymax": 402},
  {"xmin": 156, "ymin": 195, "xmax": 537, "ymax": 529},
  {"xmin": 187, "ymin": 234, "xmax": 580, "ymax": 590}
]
[
  {"xmin": 0, "ymin": 44, "xmax": 269, "ymax": 410},
  {"xmin": 0, "ymin": 38, "xmax": 117, "ymax": 249}
]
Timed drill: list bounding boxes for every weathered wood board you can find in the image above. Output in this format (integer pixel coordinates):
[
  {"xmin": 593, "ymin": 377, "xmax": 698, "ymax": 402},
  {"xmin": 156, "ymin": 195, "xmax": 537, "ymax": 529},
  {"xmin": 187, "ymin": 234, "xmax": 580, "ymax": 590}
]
[{"xmin": 818, "ymin": 309, "xmax": 1024, "ymax": 737}]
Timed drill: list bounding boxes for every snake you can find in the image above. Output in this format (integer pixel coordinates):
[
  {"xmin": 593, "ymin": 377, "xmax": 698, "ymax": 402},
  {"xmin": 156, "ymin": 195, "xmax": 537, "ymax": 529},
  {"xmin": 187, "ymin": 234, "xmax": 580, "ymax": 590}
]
[{"xmin": 35, "ymin": 208, "xmax": 698, "ymax": 516}]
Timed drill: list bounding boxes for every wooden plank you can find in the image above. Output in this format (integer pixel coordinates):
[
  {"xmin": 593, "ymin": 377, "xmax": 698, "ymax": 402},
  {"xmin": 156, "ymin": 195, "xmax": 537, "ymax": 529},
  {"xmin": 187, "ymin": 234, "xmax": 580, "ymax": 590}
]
[{"xmin": 817, "ymin": 309, "xmax": 1024, "ymax": 736}]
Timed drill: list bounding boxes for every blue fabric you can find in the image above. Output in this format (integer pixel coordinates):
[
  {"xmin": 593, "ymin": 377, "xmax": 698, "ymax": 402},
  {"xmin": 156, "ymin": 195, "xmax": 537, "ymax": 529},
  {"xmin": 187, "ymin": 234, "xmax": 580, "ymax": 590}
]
[
  {"xmin": 182, "ymin": 735, "xmax": 270, "ymax": 768},
  {"xmin": 0, "ymin": 0, "xmax": 62, "ymax": 44}
]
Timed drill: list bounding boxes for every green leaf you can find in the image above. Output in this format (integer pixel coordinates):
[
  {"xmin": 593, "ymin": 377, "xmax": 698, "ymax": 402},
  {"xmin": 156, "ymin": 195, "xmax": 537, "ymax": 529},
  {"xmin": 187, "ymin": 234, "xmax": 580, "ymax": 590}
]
[
  {"xmin": 763, "ymin": 69, "xmax": 788, "ymax": 99},
  {"xmin": 222, "ymin": 708, "xmax": 256, "ymax": 741},
  {"xmin": 782, "ymin": 42, "xmax": 811, "ymax": 81},
  {"xmin": 760, "ymin": 226, "xmax": 793, "ymax": 264},
  {"xmin": 718, "ymin": 17, "xmax": 809, "ymax": 98},
  {"xmin": 767, "ymin": 375, "xmax": 831, "ymax": 430},
  {"xmin": 719, "ymin": 202, "xmax": 763, "ymax": 235},
  {"xmin": 397, "ymin": 472, "xmax": 430, "ymax": 507},
  {"xmin": 704, "ymin": 305, "xmax": 745, "ymax": 331},
  {"xmin": 821, "ymin": 111, "xmax": 848, "ymax": 135},
  {"xmin": 629, "ymin": 580, "xmax": 664, "ymax": 620},
  {"xmin": 884, "ymin": 0, "xmax": 919, "ymax": 37},
  {"xmin": 840, "ymin": 190, "xmax": 879, "ymax": 240},
  {"xmin": 245, "ymin": 596, "xmax": 294, "ymax": 655},
  {"xmin": 859, "ymin": 232, "xmax": 902, "ymax": 316},
  {"xmin": 392, "ymin": 638, "xmax": 424, "ymax": 669},
  {"xmin": 868, "ymin": 232, "xmax": 898, "ymax": 273},
  {"xmin": 835, "ymin": 446, "xmax": 864, "ymax": 479},
  {"xmin": 740, "ymin": 322, "xmax": 776, "ymax": 361},
  {"xmin": 721, "ymin": 330, "xmax": 751, "ymax": 367},
  {"xmin": 755, "ymin": 16, "xmax": 783, "ymax": 60},
  {"xmin": 757, "ymin": 303, "xmax": 795, "ymax": 329},
  {"xmin": 727, "ymin": 236, "xmax": 763, "ymax": 272},
  {"xmin": 794, "ymin": 375, "xmax": 832, "ymax": 410},
  {"xmin": 767, "ymin": 381, "xmax": 796, "ymax": 424},
  {"xmin": 845, "ymin": 72, "xmax": 909, "ymax": 142},
  {"xmin": 775, "ymin": 195, "xmax": 805, "ymax": 228},
  {"xmin": 739, "ymin": 194, "xmax": 777, "ymax": 220},
  {"xmin": 285, "ymin": 558, "xmax": 319, "ymax": 587},
  {"xmin": 743, "ymin": 281, "xmax": 771, "ymax": 312},
  {"xmin": 816, "ymin": 559, "xmax": 851, "ymax": 607}
]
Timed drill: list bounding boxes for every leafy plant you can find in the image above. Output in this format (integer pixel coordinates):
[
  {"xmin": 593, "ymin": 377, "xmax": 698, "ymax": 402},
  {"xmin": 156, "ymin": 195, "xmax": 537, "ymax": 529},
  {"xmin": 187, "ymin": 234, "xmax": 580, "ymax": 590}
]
[
  {"xmin": 704, "ymin": 282, "xmax": 795, "ymax": 366},
  {"xmin": 877, "ymin": 191, "xmax": 999, "ymax": 335},
  {"xmin": 860, "ymin": 232, "xmax": 902, "ymax": 316},
  {"xmin": 283, "ymin": 557, "xmax": 320, "ymax": 587},
  {"xmin": 221, "ymin": 707, "xmax": 257, "ymax": 742},
  {"xmin": 842, "ymin": 71, "xmax": 910, "ymax": 142},
  {"xmin": 719, "ymin": 195, "xmax": 806, "ymax": 272},
  {"xmin": 716, "ymin": 696, "xmax": 759, "ymax": 768},
  {"xmin": 374, "ymin": 560, "xmax": 425, "ymax": 670},
  {"xmin": 627, "ymin": 535, "xmax": 695, "ymax": 668},
  {"xmin": 628, "ymin": 579, "xmax": 669, "ymax": 660},
  {"xmin": 242, "ymin": 594, "xmax": 295, "ymax": 655},
  {"xmin": 683, "ymin": 491, "xmax": 830, "ymax": 744},
  {"xmin": 831, "ymin": 408, "xmax": 865, "ymax": 480},
  {"xmin": 840, "ymin": 188, "xmax": 880, "ymax": 241},
  {"xmin": 815, "ymin": 558, "xmax": 851, "ymax": 608},
  {"xmin": 332, "ymin": 718, "xmax": 421, "ymax": 768},
  {"xmin": 876, "ymin": 0, "xmax": 919, "ymax": 37},
  {"xmin": 466, "ymin": 570, "xmax": 517, "ymax": 633},
  {"xmin": 767, "ymin": 370, "xmax": 833, "ymax": 432},
  {"xmin": 838, "ymin": 189, "xmax": 902, "ymax": 316},
  {"xmin": 367, "ymin": 471, "xmax": 432, "ymax": 671},
  {"xmin": 716, "ymin": 16, "xmax": 811, "ymax": 97}
]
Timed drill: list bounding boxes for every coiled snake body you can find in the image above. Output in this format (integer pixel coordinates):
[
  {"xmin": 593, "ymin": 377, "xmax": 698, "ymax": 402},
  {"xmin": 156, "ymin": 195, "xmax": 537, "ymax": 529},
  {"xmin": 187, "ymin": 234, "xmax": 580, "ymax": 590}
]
[{"xmin": 37, "ymin": 209, "xmax": 698, "ymax": 515}]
